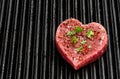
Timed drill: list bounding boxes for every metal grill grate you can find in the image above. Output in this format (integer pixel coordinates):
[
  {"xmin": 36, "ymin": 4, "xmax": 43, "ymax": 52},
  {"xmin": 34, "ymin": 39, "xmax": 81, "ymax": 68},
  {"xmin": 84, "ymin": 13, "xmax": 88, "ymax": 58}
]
[{"xmin": 0, "ymin": 0, "xmax": 120, "ymax": 79}]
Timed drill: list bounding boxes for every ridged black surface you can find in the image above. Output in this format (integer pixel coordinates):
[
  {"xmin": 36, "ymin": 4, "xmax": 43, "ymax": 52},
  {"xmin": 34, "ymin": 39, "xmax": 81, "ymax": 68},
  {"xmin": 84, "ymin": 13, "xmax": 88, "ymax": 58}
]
[{"xmin": 0, "ymin": 0, "xmax": 120, "ymax": 79}]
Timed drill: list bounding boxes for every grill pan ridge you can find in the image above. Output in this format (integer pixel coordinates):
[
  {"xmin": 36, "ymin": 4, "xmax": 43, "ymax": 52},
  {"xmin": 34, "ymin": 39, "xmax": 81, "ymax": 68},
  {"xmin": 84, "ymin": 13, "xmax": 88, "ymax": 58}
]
[{"xmin": 0, "ymin": 0, "xmax": 120, "ymax": 79}]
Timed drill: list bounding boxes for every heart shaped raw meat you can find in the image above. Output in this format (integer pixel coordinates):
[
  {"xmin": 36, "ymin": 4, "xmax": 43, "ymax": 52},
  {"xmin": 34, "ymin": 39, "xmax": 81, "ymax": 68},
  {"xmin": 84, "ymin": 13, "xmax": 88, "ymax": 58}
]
[{"xmin": 55, "ymin": 18, "xmax": 108, "ymax": 70}]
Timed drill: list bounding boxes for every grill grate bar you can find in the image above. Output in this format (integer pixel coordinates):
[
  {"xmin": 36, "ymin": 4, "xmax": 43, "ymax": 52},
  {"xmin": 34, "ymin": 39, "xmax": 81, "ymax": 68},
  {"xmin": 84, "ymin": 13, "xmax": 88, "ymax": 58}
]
[
  {"xmin": 74, "ymin": 0, "xmax": 78, "ymax": 19},
  {"xmin": 48, "ymin": 0, "xmax": 53, "ymax": 78},
  {"xmin": 0, "ymin": 0, "xmax": 12, "ymax": 79},
  {"xmin": 33, "ymin": 0, "xmax": 41, "ymax": 79},
  {"xmin": 0, "ymin": 0, "xmax": 5, "ymax": 65},
  {"xmin": 109, "ymin": 0, "xmax": 120, "ymax": 78},
  {"xmin": 41, "ymin": 0, "xmax": 49, "ymax": 79},
  {"xmin": 6, "ymin": 0, "xmax": 19, "ymax": 79},
  {"xmin": 51, "ymin": 0, "xmax": 56, "ymax": 79},
  {"xmin": 0, "ymin": 0, "xmax": 3, "ymax": 13},
  {"xmin": 0, "ymin": 0, "xmax": 5, "ymax": 32},
  {"xmin": 82, "ymin": 0, "xmax": 86, "ymax": 23},
  {"xmin": 24, "ymin": 0, "xmax": 33, "ymax": 79},
  {"xmin": 15, "ymin": 0, "xmax": 27, "ymax": 79},
  {"xmin": 67, "ymin": 0, "xmax": 70, "ymax": 18},
  {"xmin": 57, "ymin": 0, "xmax": 63, "ymax": 79}
]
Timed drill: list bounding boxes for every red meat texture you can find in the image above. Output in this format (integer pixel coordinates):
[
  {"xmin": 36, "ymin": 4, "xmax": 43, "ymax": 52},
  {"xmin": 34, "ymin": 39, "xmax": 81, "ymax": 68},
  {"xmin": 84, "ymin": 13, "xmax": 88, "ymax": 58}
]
[{"xmin": 55, "ymin": 18, "xmax": 108, "ymax": 70}]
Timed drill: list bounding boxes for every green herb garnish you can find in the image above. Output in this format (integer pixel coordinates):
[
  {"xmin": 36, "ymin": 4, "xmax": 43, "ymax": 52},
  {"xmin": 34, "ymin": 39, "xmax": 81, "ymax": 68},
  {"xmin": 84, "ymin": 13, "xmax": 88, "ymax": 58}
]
[
  {"xmin": 67, "ymin": 26, "xmax": 83, "ymax": 36},
  {"xmin": 87, "ymin": 30, "xmax": 94, "ymax": 38},
  {"xmin": 72, "ymin": 36, "xmax": 78, "ymax": 44},
  {"xmin": 67, "ymin": 30, "xmax": 76, "ymax": 36},
  {"xmin": 75, "ymin": 26, "xmax": 83, "ymax": 33},
  {"xmin": 81, "ymin": 40, "xmax": 86, "ymax": 45},
  {"xmin": 77, "ymin": 46, "xmax": 83, "ymax": 52}
]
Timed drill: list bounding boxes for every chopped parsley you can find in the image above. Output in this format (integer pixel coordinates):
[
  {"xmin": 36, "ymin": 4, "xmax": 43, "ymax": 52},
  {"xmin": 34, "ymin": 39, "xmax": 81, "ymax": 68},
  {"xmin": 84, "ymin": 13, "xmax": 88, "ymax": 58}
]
[
  {"xmin": 81, "ymin": 40, "xmax": 86, "ymax": 45},
  {"xmin": 72, "ymin": 36, "xmax": 78, "ymax": 44},
  {"xmin": 67, "ymin": 26, "xmax": 83, "ymax": 36},
  {"xmin": 87, "ymin": 30, "xmax": 94, "ymax": 38},
  {"xmin": 77, "ymin": 46, "xmax": 83, "ymax": 52},
  {"xmin": 75, "ymin": 26, "xmax": 83, "ymax": 33},
  {"xmin": 67, "ymin": 30, "xmax": 76, "ymax": 36}
]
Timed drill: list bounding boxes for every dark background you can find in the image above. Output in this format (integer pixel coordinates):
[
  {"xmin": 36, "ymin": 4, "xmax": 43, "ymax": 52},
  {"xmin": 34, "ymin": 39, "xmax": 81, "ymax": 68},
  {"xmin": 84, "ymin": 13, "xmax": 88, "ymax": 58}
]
[{"xmin": 0, "ymin": 0, "xmax": 120, "ymax": 79}]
